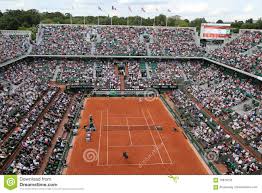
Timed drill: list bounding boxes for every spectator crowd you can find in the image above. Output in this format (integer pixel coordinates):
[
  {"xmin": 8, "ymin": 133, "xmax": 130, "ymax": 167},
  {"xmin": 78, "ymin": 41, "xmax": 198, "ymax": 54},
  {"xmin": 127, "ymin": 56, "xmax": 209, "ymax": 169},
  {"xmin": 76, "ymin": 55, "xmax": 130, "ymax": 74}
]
[
  {"xmin": 170, "ymin": 86, "xmax": 261, "ymax": 174},
  {"xmin": 0, "ymin": 26, "xmax": 261, "ymax": 175},
  {"xmin": 31, "ymin": 25, "xmax": 203, "ymax": 57},
  {"xmin": 0, "ymin": 31, "xmax": 30, "ymax": 63},
  {"xmin": 208, "ymin": 30, "xmax": 262, "ymax": 77}
]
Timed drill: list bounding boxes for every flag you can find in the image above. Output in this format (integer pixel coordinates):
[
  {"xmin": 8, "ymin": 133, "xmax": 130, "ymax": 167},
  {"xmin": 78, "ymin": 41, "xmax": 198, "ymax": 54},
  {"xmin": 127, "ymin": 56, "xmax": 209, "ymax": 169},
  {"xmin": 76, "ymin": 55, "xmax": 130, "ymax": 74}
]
[
  {"xmin": 167, "ymin": 9, "xmax": 171, "ymax": 12},
  {"xmin": 112, "ymin": 6, "xmax": 117, "ymax": 11},
  {"xmin": 98, "ymin": 6, "xmax": 102, "ymax": 11},
  {"xmin": 128, "ymin": 6, "xmax": 132, "ymax": 12},
  {"xmin": 141, "ymin": 8, "xmax": 146, "ymax": 12}
]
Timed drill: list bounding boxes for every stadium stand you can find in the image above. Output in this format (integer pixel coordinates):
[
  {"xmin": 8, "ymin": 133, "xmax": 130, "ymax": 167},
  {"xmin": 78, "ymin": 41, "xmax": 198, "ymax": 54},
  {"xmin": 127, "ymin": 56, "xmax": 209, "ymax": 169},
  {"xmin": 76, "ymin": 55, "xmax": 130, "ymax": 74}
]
[
  {"xmin": 57, "ymin": 59, "xmax": 95, "ymax": 85},
  {"xmin": 207, "ymin": 30, "xmax": 262, "ymax": 77},
  {"xmin": 5, "ymin": 92, "xmax": 71, "ymax": 174},
  {"xmin": 0, "ymin": 24, "xmax": 261, "ymax": 175},
  {"xmin": 31, "ymin": 25, "xmax": 204, "ymax": 57},
  {"xmin": 169, "ymin": 61, "xmax": 261, "ymax": 174},
  {"xmin": 0, "ymin": 30, "xmax": 31, "ymax": 63},
  {"xmin": 33, "ymin": 25, "xmax": 92, "ymax": 55},
  {"xmin": 44, "ymin": 94, "xmax": 84, "ymax": 174}
]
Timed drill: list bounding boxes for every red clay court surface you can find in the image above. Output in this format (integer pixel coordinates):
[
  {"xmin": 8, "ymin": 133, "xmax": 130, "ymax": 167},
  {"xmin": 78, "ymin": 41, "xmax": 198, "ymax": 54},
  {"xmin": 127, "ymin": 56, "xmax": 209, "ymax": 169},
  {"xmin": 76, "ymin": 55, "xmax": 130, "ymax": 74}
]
[{"xmin": 64, "ymin": 97, "xmax": 210, "ymax": 174}]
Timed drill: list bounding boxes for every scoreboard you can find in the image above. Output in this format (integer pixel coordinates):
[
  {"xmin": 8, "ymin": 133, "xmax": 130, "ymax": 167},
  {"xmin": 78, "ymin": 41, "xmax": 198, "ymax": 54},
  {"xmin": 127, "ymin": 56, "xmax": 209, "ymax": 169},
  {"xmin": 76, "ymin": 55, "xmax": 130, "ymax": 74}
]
[{"xmin": 200, "ymin": 23, "xmax": 231, "ymax": 40}]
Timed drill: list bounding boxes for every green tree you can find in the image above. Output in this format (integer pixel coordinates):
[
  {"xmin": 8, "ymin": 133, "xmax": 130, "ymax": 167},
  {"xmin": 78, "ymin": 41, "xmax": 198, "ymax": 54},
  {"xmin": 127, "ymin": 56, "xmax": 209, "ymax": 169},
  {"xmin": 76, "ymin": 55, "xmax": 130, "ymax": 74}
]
[
  {"xmin": 0, "ymin": 9, "xmax": 261, "ymax": 33},
  {"xmin": 41, "ymin": 18, "xmax": 55, "ymax": 24},
  {"xmin": 190, "ymin": 18, "xmax": 207, "ymax": 31},
  {"xmin": 245, "ymin": 18, "xmax": 253, "ymax": 24},
  {"xmin": 155, "ymin": 14, "xmax": 167, "ymax": 26},
  {"xmin": 231, "ymin": 20, "xmax": 244, "ymax": 29},
  {"xmin": 254, "ymin": 19, "xmax": 262, "ymax": 29}
]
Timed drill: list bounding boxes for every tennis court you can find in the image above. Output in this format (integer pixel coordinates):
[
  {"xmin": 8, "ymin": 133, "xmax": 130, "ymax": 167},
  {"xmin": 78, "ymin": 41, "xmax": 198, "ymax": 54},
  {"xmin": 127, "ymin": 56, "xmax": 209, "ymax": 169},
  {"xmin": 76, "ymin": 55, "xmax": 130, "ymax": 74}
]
[{"xmin": 64, "ymin": 97, "xmax": 210, "ymax": 174}]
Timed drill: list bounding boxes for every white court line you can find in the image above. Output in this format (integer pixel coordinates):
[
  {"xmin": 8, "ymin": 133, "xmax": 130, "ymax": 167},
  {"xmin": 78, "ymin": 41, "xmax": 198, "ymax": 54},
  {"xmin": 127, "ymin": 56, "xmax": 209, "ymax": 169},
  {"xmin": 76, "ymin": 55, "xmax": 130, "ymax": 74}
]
[
  {"xmin": 106, "ymin": 108, "xmax": 109, "ymax": 166},
  {"xmin": 126, "ymin": 117, "xmax": 145, "ymax": 119},
  {"xmin": 98, "ymin": 163, "xmax": 173, "ymax": 167},
  {"xmin": 103, "ymin": 124, "xmax": 155, "ymax": 127},
  {"xmin": 109, "ymin": 145, "xmax": 155, "ymax": 148},
  {"xmin": 141, "ymin": 109, "xmax": 164, "ymax": 164},
  {"xmin": 97, "ymin": 111, "xmax": 103, "ymax": 166},
  {"xmin": 126, "ymin": 117, "xmax": 133, "ymax": 145},
  {"xmin": 146, "ymin": 109, "xmax": 173, "ymax": 164},
  {"xmin": 110, "ymin": 116, "xmax": 144, "ymax": 119},
  {"xmin": 109, "ymin": 114, "xmax": 128, "ymax": 117}
]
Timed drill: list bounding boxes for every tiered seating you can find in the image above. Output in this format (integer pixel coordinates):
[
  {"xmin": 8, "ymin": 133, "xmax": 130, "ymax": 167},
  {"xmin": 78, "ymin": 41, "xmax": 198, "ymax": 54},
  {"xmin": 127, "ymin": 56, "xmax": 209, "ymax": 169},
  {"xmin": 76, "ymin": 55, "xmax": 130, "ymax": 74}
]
[
  {"xmin": 33, "ymin": 25, "xmax": 92, "ymax": 55},
  {"xmin": 95, "ymin": 61, "xmax": 120, "ymax": 90},
  {"xmin": 179, "ymin": 61, "xmax": 262, "ymax": 160},
  {"xmin": 0, "ymin": 59, "xmax": 56, "ymax": 141},
  {"xmin": 228, "ymin": 105, "xmax": 262, "ymax": 154},
  {"xmin": 5, "ymin": 92, "xmax": 71, "ymax": 174},
  {"xmin": 57, "ymin": 59, "xmax": 94, "ymax": 85},
  {"xmin": 0, "ymin": 31, "xmax": 30, "ymax": 63},
  {"xmin": 211, "ymin": 140, "xmax": 260, "ymax": 174},
  {"xmin": 0, "ymin": 87, "xmax": 58, "ymax": 168},
  {"xmin": 44, "ymin": 94, "xmax": 84, "ymax": 174},
  {"xmin": 170, "ymin": 89, "xmax": 261, "ymax": 174},
  {"xmin": 208, "ymin": 30, "xmax": 262, "ymax": 76},
  {"xmin": 139, "ymin": 62, "xmax": 146, "ymax": 71},
  {"xmin": 150, "ymin": 62, "xmax": 158, "ymax": 73},
  {"xmin": 0, "ymin": 56, "xmax": 261, "ymax": 175},
  {"xmin": 125, "ymin": 60, "xmax": 150, "ymax": 89},
  {"xmin": 95, "ymin": 26, "xmax": 147, "ymax": 56},
  {"xmin": 186, "ymin": 64, "xmax": 261, "ymax": 117},
  {"xmin": 171, "ymin": 90, "xmax": 229, "ymax": 148},
  {"xmin": 149, "ymin": 60, "xmax": 184, "ymax": 85},
  {"xmin": 32, "ymin": 25, "xmax": 203, "ymax": 57},
  {"xmin": 149, "ymin": 28, "xmax": 204, "ymax": 56},
  {"xmin": 44, "ymin": 138, "xmax": 67, "ymax": 175}
]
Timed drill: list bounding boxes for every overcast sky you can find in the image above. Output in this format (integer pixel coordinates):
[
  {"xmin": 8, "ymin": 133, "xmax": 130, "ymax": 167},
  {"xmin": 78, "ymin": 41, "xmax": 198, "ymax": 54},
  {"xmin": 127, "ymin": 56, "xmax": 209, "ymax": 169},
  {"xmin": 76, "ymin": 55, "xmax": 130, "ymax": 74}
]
[{"xmin": 0, "ymin": 0, "xmax": 261, "ymax": 22}]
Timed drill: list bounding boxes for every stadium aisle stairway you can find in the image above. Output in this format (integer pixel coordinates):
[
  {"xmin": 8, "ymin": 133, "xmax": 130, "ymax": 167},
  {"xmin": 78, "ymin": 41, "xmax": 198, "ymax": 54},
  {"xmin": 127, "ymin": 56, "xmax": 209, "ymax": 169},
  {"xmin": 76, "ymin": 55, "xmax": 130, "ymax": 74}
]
[
  {"xmin": 36, "ymin": 94, "xmax": 77, "ymax": 174},
  {"xmin": 0, "ymin": 88, "xmax": 61, "ymax": 173},
  {"xmin": 187, "ymin": 92, "xmax": 262, "ymax": 163},
  {"xmin": 0, "ymin": 89, "xmax": 49, "ymax": 145},
  {"xmin": 120, "ymin": 75, "xmax": 125, "ymax": 90}
]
